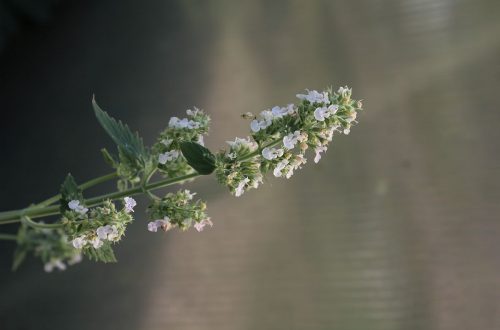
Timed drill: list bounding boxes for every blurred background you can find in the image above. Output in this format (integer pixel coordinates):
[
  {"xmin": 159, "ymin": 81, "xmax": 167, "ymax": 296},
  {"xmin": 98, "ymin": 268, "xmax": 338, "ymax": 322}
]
[{"xmin": 0, "ymin": 0, "xmax": 499, "ymax": 329}]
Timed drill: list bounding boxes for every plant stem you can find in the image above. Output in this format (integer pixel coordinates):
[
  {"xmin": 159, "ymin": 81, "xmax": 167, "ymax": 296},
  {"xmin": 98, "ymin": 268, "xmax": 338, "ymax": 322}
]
[
  {"xmin": 0, "ymin": 233, "xmax": 17, "ymax": 241},
  {"xmin": 0, "ymin": 138, "xmax": 282, "ymax": 225},
  {"xmin": 22, "ymin": 216, "xmax": 64, "ymax": 229},
  {"xmin": 0, "ymin": 172, "xmax": 200, "ymax": 224},
  {"xmin": 35, "ymin": 172, "xmax": 118, "ymax": 207}
]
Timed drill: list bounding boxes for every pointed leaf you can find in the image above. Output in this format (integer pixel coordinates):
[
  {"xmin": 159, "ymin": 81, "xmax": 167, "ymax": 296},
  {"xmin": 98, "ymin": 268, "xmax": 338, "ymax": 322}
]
[
  {"xmin": 84, "ymin": 242, "xmax": 117, "ymax": 263},
  {"xmin": 180, "ymin": 141, "xmax": 216, "ymax": 175},
  {"xmin": 92, "ymin": 96, "xmax": 147, "ymax": 164}
]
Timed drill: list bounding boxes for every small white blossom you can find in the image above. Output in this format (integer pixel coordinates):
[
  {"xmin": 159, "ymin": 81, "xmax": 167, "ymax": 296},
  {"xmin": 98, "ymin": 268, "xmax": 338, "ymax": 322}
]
[
  {"xmin": 169, "ymin": 117, "xmax": 200, "ymax": 129},
  {"xmin": 91, "ymin": 237, "xmax": 103, "ymax": 249},
  {"xmin": 227, "ymin": 152, "xmax": 237, "ymax": 159},
  {"xmin": 314, "ymin": 146, "xmax": 328, "ymax": 163},
  {"xmin": 68, "ymin": 200, "xmax": 88, "ymax": 215},
  {"xmin": 226, "ymin": 137, "xmax": 257, "ymax": 150},
  {"xmin": 194, "ymin": 218, "xmax": 213, "ymax": 232},
  {"xmin": 271, "ymin": 104, "xmax": 295, "ymax": 118},
  {"xmin": 250, "ymin": 119, "xmax": 271, "ymax": 133},
  {"xmin": 235, "ymin": 177, "xmax": 250, "ymax": 197},
  {"xmin": 44, "ymin": 259, "xmax": 66, "ymax": 273},
  {"xmin": 96, "ymin": 225, "xmax": 119, "ymax": 241},
  {"xmin": 283, "ymin": 131, "xmax": 305, "ymax": 150},
  {"xmin": 262, "ymin": 147, "xmax": 284, "ymax": 160},
  {"xmin": 123, "ymin": 197, "xmax": 136, "ymax": 213},
  {"xmin": 313, "ymin": 104, "xmax": 338, "ymax": 121},
  {"xmin": 158, "ymin": 150, "xmax": 180, "ymax": 164},
  {"xmin": 296, "ymin": 89, "xmax": 330, "ymax": 104},
  {"xmin": 147, "ymin": 218, "xmax": 172, "ymax": 232},
  {"xmin": 273, "ymin": 160, "xmax": 289, "ymax": 177},
  {"xmin": 184, "ymin": 190, "xmax": 196, "ymax": 200},
  {"xmin": 343, "ymin": 127, "xmax": 351, "ymax": 135},
  {"xmin": 72, "ymin": 236, "xmax": 87, "ymax": 249}
]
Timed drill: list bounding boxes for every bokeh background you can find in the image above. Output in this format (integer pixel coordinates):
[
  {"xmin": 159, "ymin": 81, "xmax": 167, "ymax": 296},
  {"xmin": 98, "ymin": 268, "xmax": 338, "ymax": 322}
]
[{"xmin": 0, "ymin": 0, "xmax": 499, "ymax": 329}]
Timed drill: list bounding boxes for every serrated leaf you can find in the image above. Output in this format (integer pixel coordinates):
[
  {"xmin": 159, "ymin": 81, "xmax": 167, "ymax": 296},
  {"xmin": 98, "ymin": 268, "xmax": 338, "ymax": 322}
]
[
  {"xmin": 84, "ymin": 242, "xmax": 117, "ymax": 263},
  {"xmin": 92, "ymin": 96, "xmax": 148, "ymax": 164},
  {"xmin": 60, "ymin": 174, "xmax": 84, "ymax": 213},
  {"xmin": 180, "ymin": 141, "xmax": 216, "ymax": 175}
]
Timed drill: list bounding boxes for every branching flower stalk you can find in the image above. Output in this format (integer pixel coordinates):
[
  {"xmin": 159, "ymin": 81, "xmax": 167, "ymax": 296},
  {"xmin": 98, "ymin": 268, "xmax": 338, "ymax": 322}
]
[{"xmin": 0, "ymin": 86, "xmax": 364, "ymax": 272}]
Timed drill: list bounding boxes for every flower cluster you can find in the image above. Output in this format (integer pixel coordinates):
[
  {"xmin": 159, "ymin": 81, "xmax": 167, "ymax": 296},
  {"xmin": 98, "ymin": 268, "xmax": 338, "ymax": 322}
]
[
  {"xmin": 153, "ymin": 108, "xmax": 210, "ymax": 178},
  {"xmin": 215, "ymin": 86, "xmax": 362, "ymax": 197},
  {"xmin": 62, "ymin": 198, "xmax": 136, "ymax": 261},
  {"xmin": 147, "ymin": 189, "xmax": 211, "ymax": 232},
  {"xmin": 13, "ymin": 224, "xmax": 82, "ymax": 272},
  {"xmin": 214, "ymin": 137, "xmax": 263, "ymax": 197}
]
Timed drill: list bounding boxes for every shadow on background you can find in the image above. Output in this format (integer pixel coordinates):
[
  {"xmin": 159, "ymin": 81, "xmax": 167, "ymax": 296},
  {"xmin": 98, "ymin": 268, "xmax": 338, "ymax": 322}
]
[{"xmin": 0, "ymin": 0, "xmax": 499, "ymax": 329}]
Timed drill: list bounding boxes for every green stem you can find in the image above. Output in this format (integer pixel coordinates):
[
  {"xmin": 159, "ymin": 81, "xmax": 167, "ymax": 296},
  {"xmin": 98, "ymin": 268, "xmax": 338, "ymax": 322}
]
[
  {"xmin": 0, "ymin": 172, "xmax": 200, "ymax": 223},
  {"xmin": 0, "ymin": 138, "xmax": 282, "ymax": 225},
  {"xmin": 22, "ymin": 216, "xmax": 63, "ymax": 229},
  {"xmin": 35, "ymin": 172, "xmax": 118, "ymax": 207},
  {"xmin": 0, "ymin": 233, "xmax": 17, "ymax": 241}
]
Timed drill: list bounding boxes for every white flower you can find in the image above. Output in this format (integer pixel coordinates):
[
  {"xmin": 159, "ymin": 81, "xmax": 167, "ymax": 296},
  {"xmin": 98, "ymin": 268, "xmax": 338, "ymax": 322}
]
[
  {"xmin": 250, "ymin": 119, "xmax": 271, "ymax": 133},
  {"xmin": 67, "ymin": 253, "xmax": 82, "ymax": 265},
  {"xmin": 169, "ymin": 117, "xmax": 200, "ymax": 129},
  {"xmin": 72, "ymin": 236, "xmax": 87, "ymax": 249},
  {"xmin": 194, "ymin": 218, "xmax": 213, "ymax": 232},
  {"xmin": 147, "ymin": 218, "xmax": 172, "ymax": 232},
  {"xmin": 44, "ymin": 259, "xmax": 66, "ymax": 272},
  {"xmin": 260, "ymin": 110, "xmax": 274, "ymax": 122},
  {"xmin": 227, "ymin": 152, "xmax": 237, "ymax": 159},
  {"xmin": 91, "ymin": 237, "xmax": 103, "ymax": 249},
  {"xmin": 235, "ymin": 177, "xmax": 250, "ymax": 197},
  {"xmin": 314, "ymin": 146, "xmax": 328, "ymax": 163},
  {"xmin": 184, "ymin": 190, "xmax": 196, "ymax": 200},
  {"xmin": 250, "ymin": 119, "xmax": 261, "ymax": 132},
  {"xmin": 314, "ymin": 104, "xmax": 338, "ymax": 121},
  {"xmin": 343, "ymin": 128, "xmax": 350, "ymax": 135},
  {"xmin": 272, "ymin": 104, "xmax": 295, "ymax": 118},
  {"xmin": 68, "ymin": 200, "xmax": 88, "ymax": 215},
  {"xmin": 96, "ymin": 225, "xmax": 119, "ymax": 241},
  {"xmin": 158, "ymin": 150, "xmax": 179, "ymax": 164},
  {"xmin": 226, "ymin": 137, "xmax": 257, "ymax": 150},
  {"xmin": 319, "ymin": 127, "xmax": 336, "ymax": 142},
  {"xmin": 296, "ymin": 90, "xmax": 330, "ymax": 104},
  {"xmin": 262, "ymin": 147, "xmax": 284, "ymax": 160},
  {"xmin": 283, "ymin": 131, "xmax": 305, "ymax": 150},
  {"xmin": 124, "ymin": 197, "xmax": 136, "ymax": 213},
  {"xmin": 273, "ymin": 160, "xmax": 289, "ymax": 177}
]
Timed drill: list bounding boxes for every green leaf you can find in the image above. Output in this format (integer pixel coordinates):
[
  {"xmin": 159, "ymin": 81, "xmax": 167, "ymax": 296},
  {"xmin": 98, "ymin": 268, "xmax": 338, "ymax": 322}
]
[
  {"xmin": 180, "ymin": 141, "xmax": 216, "ymax": 175},
  {"xmin": 60, "ymin": 174, "xmax": 84, "ymax": 213},
  {"xmin": 84, "ymin": 242, "xmax": 117, "ymax": 263},
  {"xmin": 92, "ymin": 96, "xmax": 148, "ymax": 164},
  {"xmin": 101, "ymin": 148, "xmax": 118, "ymax": 168},
  {"xmin": 12, "ymin": 248, "xmax": 26, "ymax": 271}
]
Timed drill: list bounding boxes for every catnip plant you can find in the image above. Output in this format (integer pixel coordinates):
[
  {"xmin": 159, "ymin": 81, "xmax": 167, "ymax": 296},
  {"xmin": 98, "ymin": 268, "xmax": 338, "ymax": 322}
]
[{"xmin": 0, "ymin": 86, "xmax": 363, "ymax": 272}]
